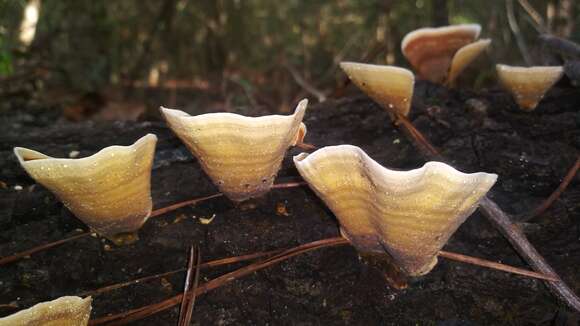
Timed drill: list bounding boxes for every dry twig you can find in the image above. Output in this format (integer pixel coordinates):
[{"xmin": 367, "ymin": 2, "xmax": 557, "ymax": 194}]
[
  {"xmin": 88, "ymin": 234, "xmax": 557, "ymax": 325},
  {"xmin": 88, "ymin": 237, "xmax": 350, "ymax": 325},
  {"xmin": 76, "ymin": 248, "xmax": 283, "ymax": 298},
  {"xmin": 394, "ymin": 113, "xmax": 580, "ymax": 312},
  {"xmin": 527, "ymin": 156, "xmax": 580, "ymax": 221},
  {"xmin": 0, "ymin": 181, "xmax": 306, "ymax": 267},
  {"xmin": 178, "ymin": 245, "xmax": 201, "ymax": 326},
  {"xmin": 438, "ymin": 250, "xmax": 557, "ymax": 281}
]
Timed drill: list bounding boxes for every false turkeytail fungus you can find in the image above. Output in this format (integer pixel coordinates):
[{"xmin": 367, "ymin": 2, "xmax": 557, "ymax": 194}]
[
  {"xmin": 401, "ymin": 24, "xmax": 490, "ymax": 84},
  {"xmin": 13, "ymin": 134, "xmax": 157, "ymax": 245},
  {"xmin": 339, "ymin": 62, "xmax": 414, "ymax": 118},
  {"xmin": 447, "ymin": 39, "xmax": 492, "ymax": 86},
  {"xmin": 496, "ymin": 64, "xmax": 564, "ymax": 111},
  {"xmin": 0, "ymin": 296, "xmax": 92, "ymax": 326},
  {"xmin": 161, "ymin": 99, "xmax": 308, "ymax": 202},
  {"xmin": 294, "ymin": 145, "xmax": 497, "ymax": 282}
]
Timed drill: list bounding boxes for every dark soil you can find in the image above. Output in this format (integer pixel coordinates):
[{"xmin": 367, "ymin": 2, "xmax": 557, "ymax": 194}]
[{"xmin": 1, "ymin": 81, "xmax": 579, "ymax": 325}]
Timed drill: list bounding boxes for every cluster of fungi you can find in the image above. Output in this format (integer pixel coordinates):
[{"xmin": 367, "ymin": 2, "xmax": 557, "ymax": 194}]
[{"xmin": 1, "ymin": 24, "xmax": 577, "ymax": 324}]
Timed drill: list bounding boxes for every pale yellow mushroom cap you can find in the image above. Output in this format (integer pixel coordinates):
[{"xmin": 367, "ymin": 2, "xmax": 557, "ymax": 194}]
[
  {"xmin": 14, "ymin": 134, "xmax": 157, "ymax": 244},
  {"xmin": 496, "ymin": 64, "xmax": 564, "ymax": 111},
  {"xmin": 340, "ymin": 62, "xmax": 414, "ymax": 117},
  {"xmin": 447, "ymin": 38, "xmax": 491, "ymax": 86},
  {"xmin": 161, "ymin": 100, "xmax": 308, "ymax": 202},
  {"xmin": 294, "ymin": 145, "xmax": 497, "ymax": 276},
  {"xmin": 0, "ymin": 296, "xmax": 92, "ymax": 326}
]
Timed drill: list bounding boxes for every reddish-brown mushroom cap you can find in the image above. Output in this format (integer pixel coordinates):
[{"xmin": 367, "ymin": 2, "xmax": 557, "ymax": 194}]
[{"xmin": 402, "ymin": 24, "xmax": 481, "ymax": 83}]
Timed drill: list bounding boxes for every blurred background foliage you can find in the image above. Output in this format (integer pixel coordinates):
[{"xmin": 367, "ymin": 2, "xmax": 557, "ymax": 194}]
[{"xmin": 0, "ymin": 0, "xmax": 578, "ymax": 118}]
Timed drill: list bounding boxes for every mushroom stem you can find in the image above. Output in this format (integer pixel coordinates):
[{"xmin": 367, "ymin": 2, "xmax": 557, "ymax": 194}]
[
  {"xmin": 393, "ymin": 113, "xmax": 580, "ymax": 312},
  {"xmin": 527, "ymin": 156, "xmax": 580, "ymax": 221}
]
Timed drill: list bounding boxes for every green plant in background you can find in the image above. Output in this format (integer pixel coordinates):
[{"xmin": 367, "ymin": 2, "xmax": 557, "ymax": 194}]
[{"xmin": 0, "ymin": 37, "xmax": 13, "ymax": 76}]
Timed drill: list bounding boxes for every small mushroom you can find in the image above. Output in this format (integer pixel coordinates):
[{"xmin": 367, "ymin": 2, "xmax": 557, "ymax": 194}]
[
  {"xmin": 0, "ymin": 296, "xmax": 92, "ymax": 326},
  {"xmin": 339, "ymin": 62, "xmax": 414, "ymax": 117},
  {"xmin": 496, "ymin": 64, "xmax": 564, "ymax": 111},
  {"xmin": 161, "ymin": 100, "xmax": 307, "ymax": 202},
  {"xmin": 447, "ymin": 39, "xmax": 492, "ymax": 86},
  {"xmin": 14, "ymin": 134, "xmax": 157, "ymax": 245},
  {"xmin": 402, "ymin": 24, "xmax": 490, "ymax": 84},
  {"xmin": 294, "ymin": 145, "xmax": 497, "ymax": 276}
]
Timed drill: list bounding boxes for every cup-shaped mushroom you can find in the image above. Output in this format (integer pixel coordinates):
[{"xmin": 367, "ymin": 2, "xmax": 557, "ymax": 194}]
[
  {"xmin": 0, "ymin": 296, "xmax": 92, "ymax": 326},
  {"xmin": 496, "ymin": 64, "xmax": 564, "ymax": 111},
  {"xmin": 447, "ymin": 39, "xmax": 491, "ymax": 86},
  {"xmin": 340, "ymin": 62, "xmax": 414, "ymax": 117},
  {"xmin": 402, "ymin": 24, "xmax": 487, "ymax": 84},
  {"xmin": 294, "ymin": 145, "xmax": 497, "ymax": 276},
  {"xmin": 161, "ymin": 100, "xmax": 307, "ymax": 202},
  {"xmin": 14, "ymin": 134, "xmax": 157, "ymax": 245}
]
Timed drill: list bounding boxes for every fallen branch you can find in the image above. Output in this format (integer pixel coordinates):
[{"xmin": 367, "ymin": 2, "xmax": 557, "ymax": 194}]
[{"xmin": 395, "ymin": 114, "xmax": 580, "ymax": 312}]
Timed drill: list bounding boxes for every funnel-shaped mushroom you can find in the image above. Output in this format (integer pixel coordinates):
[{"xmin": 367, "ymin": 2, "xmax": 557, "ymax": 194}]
[
  {"xmin": 340, "ymin": 62, "xmax": 414, "ymax": 117},
  {"xmin": 294, "ymin": 145, "xmax": 497, "ymax": 276},
  {"xmin": 496, "ymin": 64, "xmax": 564, "ymax": 111},
  {"xmin": 161, "ymin": 100, "xmax": 307, "ymax": 202},
  {"xmin": 0, "ymin": 296, "xmax": 92, "ymax": 326},
  {"xmin": 447, "ymin": 39, "xmax": 492, "ymax": 86},
  {"xmin": 14, "ymin": 134, "xmax": 157, "ymax": 245},
  {"xmin": 402, "ymin": 24, "xmax": 490, "ymax": 84}
]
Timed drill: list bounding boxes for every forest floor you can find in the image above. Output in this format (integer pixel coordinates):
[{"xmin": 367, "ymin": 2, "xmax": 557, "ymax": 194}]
[{"xmin": 0, "ymin": 81, "xmax": 579, "ymax": 325}]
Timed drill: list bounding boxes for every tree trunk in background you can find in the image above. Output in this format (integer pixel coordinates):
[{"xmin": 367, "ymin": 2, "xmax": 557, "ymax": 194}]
[
  {"xmin": 432, "ymin": 0, "xmax": 449, "ymax": 27},
  {"xmin": 128, "ymin": 0, "xmax": 177, "ymax": 84},
  {"xmin": 380, "ymin": 0, "xmax": 396, "ymax": 64},
  {"xmin": 555, "ymin": 0, "xmax": 575, "ymax": 37}
]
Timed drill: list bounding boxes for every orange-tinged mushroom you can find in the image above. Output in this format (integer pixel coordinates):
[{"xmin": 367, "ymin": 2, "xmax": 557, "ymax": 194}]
[
  {"xmin": 402, "ymin": 24, "xmax": 489, "ymax": 84},
  {"xmin": 496, "ymin": 64, "xmax": 564, "ymax": 111},
  {"xmin": 339, "ymin": 62, "xmax": 414, "ymax": 117}
]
